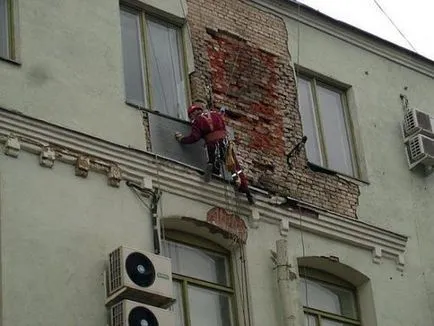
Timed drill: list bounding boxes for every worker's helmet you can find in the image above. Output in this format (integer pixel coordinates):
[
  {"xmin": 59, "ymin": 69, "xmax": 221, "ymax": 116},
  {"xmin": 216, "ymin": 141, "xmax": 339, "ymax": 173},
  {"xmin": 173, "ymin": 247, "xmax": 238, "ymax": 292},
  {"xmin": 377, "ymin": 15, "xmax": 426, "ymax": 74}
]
[{"xmin": 187, "ymin": 104, "xmax": 203, "ymax": 118}]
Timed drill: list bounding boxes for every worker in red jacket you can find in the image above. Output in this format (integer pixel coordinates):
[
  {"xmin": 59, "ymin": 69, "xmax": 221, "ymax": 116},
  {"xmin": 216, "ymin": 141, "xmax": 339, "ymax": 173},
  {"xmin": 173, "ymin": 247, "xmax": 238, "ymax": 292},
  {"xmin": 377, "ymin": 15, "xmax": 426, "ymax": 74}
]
[{"xmin": 175, "ymin": 100, "xmax": 254, "ymax": 204}]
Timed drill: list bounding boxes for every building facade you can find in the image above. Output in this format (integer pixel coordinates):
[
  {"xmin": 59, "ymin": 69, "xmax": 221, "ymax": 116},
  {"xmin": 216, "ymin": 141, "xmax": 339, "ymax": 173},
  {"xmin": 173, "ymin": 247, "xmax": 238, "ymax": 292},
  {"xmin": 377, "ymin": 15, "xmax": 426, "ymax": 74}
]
[{"xmin": 0, "ymin": 0, "xmax": 432, "ymax": 325}]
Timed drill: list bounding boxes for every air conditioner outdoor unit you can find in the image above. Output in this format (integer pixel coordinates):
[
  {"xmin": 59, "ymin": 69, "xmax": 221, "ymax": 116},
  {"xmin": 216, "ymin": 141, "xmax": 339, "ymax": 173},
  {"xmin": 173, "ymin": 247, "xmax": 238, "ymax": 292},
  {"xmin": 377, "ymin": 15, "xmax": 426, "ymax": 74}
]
[
  {"xmin": 402, "ymin": 108, "xmax": 434, "ymax": 141},
  {"xmin": 106, "ymin": 246, "xmax": 175, "ymax": 308},
  {"xmin": 110, "ymin": 299, "xmax": 174, "ymax": 326},
  {"xmin": 405, "ymin": 134, "xmax": 434, "ymax": 170}
]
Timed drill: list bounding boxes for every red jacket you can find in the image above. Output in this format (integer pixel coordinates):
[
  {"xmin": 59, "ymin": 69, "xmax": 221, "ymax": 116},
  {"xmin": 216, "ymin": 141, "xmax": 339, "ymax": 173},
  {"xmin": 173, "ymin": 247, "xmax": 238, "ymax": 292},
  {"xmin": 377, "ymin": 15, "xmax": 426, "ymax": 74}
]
[{"xmin": 180, "ymin": 111, "xmax": 226, "ymax": 145}]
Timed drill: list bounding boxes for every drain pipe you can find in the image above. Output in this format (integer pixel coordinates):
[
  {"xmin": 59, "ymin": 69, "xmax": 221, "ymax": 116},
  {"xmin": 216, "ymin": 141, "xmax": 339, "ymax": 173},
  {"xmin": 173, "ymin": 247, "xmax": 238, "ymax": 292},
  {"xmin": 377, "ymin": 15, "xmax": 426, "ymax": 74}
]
[
  {"xmin": 276, "ymin": 239, "xmax": 298, "ymax": 326},
  {"xmin": 126, "ymin": 181, "xmax": 161, "ymax": 255},
  {"xmin": 150, "ymin": 189, "xmax": 162, "ymax": 255}
]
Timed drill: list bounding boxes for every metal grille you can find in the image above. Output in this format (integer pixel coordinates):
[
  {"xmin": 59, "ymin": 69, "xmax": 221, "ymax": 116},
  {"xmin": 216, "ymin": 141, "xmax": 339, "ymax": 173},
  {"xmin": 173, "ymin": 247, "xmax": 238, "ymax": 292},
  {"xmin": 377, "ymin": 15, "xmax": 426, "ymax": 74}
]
[
  {"xmin": 416, "ymin": 110, "xmax": 431, "ymax": 131},
  {"xmin": 109, "ymin": 248, "xmax": 122, "ymax": 294},
  {"xmin": 409, "ymin": 136, "xmax": 423, "ymax": 162},
  {"xmin": 403, "ymin": 109, "xmax": 416, "ymax": 136},
  {"xmin": 111, "ymin": 301, "xmax": 124, "ymax": 326},
  {"xmin": 422, "ymin": 136, "xmax": 434, "ymax": 156}
]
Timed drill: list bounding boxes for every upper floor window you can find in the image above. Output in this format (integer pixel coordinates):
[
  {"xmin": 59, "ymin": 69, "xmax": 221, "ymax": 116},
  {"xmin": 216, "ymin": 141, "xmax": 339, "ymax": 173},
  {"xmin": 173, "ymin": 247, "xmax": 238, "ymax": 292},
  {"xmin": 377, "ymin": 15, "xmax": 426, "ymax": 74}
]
[
  {"xmin": 120, "ymin": 6, "xmax": 188, "ymax": 119},
  {"xmin": 0, "ymin": 0, "xmax": 13, "ymax": 59},
  {"xmin": 162, "ymin": 234, "xmax": 235, "ymax": 326},
  {"xmin": 297, "ymin": 75, "xmax": 357, "ymax": 177},
  {"xmin": 299, "ymin": 268, "xmax": 360, "ymax": 326}
]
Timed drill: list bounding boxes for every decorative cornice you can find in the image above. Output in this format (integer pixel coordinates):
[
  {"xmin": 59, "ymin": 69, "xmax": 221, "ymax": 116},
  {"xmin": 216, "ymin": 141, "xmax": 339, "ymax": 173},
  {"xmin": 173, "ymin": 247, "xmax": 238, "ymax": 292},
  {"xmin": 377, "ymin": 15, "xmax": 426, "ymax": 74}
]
[
  {"xmin": 250, "ymin": 0, "xmax": 434, "ymax": 79},
  {"xmin": 0, "ymin": 107, "xmax": 408, "ymax": 270}
]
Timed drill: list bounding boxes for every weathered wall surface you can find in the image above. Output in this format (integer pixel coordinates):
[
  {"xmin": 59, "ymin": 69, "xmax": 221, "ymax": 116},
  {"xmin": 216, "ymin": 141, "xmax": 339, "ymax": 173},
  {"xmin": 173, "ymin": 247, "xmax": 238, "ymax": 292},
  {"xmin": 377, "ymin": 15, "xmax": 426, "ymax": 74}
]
[
  {"xmin": 0, "ymin": 152, "xmax": 155, "ymax": 325},
  {"xmin": 0, "ymin": 0, "xmax": 429, "ymax": 325},
  {"xmin": 184, "ymin": 0, "xmax": 359, "ymax": 218},
  {"xmin": 0, "ymin": 0, "xmax": 360, "ymax": 219},
  {"xmin": 0, "ymin": 0, "xmax": 146, "ymax": 149},
  {"xmin": 0, "ymin": 150, "xmax": 416, "ymax": 326},
  {"xmin": 277, "ymin": 0, "xmax": 434, "ymax": 321}
]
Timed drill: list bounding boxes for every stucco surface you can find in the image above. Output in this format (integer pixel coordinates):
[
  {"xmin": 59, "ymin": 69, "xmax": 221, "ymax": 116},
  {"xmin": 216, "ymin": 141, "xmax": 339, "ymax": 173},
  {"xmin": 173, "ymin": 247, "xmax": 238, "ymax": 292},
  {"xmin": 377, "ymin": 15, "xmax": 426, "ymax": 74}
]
[
  {"xmin": 0, "ymin": 153, "xmax": 154, "ymax": 325},
  {"xmin": 0, "ymin": 0, "xmax": 146, "ymax": 149},
  {"xmin": 285, "ymin": 15, "xmax": 434, "ymax": 324}
]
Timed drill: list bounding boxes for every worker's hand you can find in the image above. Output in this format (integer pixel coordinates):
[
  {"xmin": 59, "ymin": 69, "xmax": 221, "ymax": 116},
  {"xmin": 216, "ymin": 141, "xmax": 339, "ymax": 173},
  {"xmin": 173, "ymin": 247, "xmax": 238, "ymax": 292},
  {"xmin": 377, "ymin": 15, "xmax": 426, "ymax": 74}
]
[{"xmin": 175, "ymin": 132, "xmax": 183, "ymax": 142}]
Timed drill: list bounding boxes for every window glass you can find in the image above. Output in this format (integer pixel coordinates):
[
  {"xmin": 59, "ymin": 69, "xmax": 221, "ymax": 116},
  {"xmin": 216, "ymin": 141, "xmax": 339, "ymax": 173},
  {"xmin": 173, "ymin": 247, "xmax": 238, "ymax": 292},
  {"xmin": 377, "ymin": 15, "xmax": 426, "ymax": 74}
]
[
  {"xmin": 188, "ymin": 285, "xmax": 233, "ymax": 326},
  {"xmin": 300, "ymin": 277, "xmax": 358, "ymax": 319},
  {"xmin": 298, "ymin": 78, "xmax": 322, "ymax": 166},
  {"xmin": 297, "ymin": 75, "xmax": 357, "ymax": 177},
  {"xmin": 316, "ymin": 85, "xmax": 353, "ymax": 175},
  {"xmin": 146, "ymin": 18, "xmax": 187, "ymax": 119},
  {"xmin": 163, "ymin": 240, "xmax": 229, "ymax": 286},
  {"xmin": 0, "ymin": 0, "xmax": 9, "ymax": 58},
  {"xmin": 120, "ymin": 8, "xmax": 146, "ymax": 107},
  {"xmin": 163, "ymin": 237, "xmax": 235, "ymax": 326}
]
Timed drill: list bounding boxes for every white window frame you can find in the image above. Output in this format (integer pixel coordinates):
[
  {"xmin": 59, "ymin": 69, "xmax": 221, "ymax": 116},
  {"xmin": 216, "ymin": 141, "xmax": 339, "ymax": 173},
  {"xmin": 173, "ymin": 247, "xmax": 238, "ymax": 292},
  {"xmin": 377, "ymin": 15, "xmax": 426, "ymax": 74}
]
[
  {"xmin": 300, "ymin": 268, "xmax": 361, "ymax": 326},
  {"xmin": 162, "ymin": 231, "xmax": 238, "ymax": 326},
  {"xmin": 120, "ymin": 5, "xmax": 190, "ymax": 119},
  {"xmin": 297, "ymin": 72, "xmax": 359, "ymax": 178},
  {"xmin": 0, "ymin": 0, "xmax": 15, "ymax": 60}
]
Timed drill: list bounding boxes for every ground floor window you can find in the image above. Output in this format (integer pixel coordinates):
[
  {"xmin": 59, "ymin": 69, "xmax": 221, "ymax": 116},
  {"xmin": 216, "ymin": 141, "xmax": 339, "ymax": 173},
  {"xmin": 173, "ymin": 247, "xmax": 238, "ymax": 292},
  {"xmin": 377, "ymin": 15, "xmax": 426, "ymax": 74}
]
[
  {"xmin": 299, "ymin": 267, "xmax": 361, "ymax": 326},
  {"xmin": 163, "ymin": 232, "xmax": 236, "ymax": 326}
]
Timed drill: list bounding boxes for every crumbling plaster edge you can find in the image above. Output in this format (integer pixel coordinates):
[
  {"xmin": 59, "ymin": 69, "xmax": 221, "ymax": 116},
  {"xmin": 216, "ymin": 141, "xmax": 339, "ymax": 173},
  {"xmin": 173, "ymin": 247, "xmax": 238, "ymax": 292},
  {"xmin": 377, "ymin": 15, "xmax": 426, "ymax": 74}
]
[{"xmin": 0, "ymin": 107, "xmax": 407, "ymax": 270}]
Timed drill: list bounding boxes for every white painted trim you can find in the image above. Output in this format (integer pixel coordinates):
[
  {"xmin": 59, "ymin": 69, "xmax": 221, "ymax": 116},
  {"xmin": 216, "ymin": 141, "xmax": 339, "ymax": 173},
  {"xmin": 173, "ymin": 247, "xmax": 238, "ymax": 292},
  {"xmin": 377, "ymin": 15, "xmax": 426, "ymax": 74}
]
[
  {"xmin": 0, "ymin": 108, "xmax": 407, "ymax": 269},
  {"xmin": 250, "ymin": 0, "xmax": 434, "ymax": 79}
]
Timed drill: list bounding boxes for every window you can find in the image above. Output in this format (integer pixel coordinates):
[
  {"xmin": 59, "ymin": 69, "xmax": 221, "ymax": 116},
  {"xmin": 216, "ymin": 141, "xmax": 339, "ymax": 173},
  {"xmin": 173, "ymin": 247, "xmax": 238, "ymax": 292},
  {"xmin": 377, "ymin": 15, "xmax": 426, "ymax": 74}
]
[
  {"xmin": 0, "ymin": 0, "xmax": 13, "ymax": 59},
  {"xmin": 162, "ymin": 235, "xmax": 236, "ymax": 326},
  {"xmin": 297, "ymin": 75, "xmax": 357, "ymax": 177},
  {"xmin": 120, "ymin": 6, "xmax": 188, "ymax": 119},
  {"xmin": 299, "ymin": 268, "xmax": 360, "ymax": 326}
]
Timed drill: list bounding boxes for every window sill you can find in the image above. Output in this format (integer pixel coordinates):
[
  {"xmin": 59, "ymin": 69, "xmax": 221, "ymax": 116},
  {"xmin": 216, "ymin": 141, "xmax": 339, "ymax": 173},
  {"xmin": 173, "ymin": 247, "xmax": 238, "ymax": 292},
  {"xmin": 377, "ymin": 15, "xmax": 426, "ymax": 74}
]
[
  {"xmin": 306, "ymin": 162, "xmax": 369, "ymax": 185},
  {"xmin": 125, "ymin": 101, "xmax": 190, "ymax": 125},
  {"xmin": 0, "ymin": 56, "xmax": 21, "ymax": 66}
]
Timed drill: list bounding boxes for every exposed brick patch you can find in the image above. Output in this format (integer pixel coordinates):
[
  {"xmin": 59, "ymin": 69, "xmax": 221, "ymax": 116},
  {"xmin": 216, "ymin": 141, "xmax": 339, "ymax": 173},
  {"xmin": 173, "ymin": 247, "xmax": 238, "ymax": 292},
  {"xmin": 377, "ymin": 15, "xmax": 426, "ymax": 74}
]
[
  {"xmin": 207, "ymin": 207, "xmax": 247, "ymax": 243},
  {"xmin": 207, "ymin": 31, "xmax": 284, "ymax": 158},
  {"xmin": 185, "ymin": 0, "xmax": 360, "ymax": 218}
]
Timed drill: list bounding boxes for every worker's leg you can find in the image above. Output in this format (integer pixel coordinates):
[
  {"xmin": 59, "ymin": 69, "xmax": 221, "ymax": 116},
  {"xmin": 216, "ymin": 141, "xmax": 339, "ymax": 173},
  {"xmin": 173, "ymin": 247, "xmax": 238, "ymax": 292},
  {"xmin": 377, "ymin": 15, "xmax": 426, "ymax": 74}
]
[
  {"xmin": 205, "ymin": 144, "xmax": 220, "ymax": 182},
  {"xmin": 229, "ymin": 152, "xmax": 255, "ymax": 205}
]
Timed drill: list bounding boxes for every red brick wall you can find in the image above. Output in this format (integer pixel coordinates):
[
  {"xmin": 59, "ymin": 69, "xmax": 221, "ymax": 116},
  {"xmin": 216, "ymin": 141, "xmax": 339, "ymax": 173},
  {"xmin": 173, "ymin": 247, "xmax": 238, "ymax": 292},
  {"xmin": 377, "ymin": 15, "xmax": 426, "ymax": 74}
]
[{"xmin": 186, "ymin": 0, "xmax": 359, "ymax": 218}]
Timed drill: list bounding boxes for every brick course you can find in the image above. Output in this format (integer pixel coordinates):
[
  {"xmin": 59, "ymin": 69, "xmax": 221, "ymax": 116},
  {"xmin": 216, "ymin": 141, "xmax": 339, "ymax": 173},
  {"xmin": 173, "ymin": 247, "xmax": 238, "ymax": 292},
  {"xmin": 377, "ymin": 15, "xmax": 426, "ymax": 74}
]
[{"xmin": 185, "ymin": 0, "xmax": 360, "ymax": 218}]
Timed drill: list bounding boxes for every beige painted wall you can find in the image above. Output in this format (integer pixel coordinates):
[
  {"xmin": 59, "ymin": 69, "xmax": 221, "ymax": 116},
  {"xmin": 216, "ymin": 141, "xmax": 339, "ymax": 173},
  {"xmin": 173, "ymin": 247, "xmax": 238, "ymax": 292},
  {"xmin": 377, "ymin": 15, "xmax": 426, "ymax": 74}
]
[
  {"xmin": 282, "ymin": 7, "xmax": 434, "ymax": 325},
  {"xmin": 0, "ymin": 151, "xmax": 421, "ymax": 326},
  {"xmin": 1, "ymin": 0, "xmax": 432, "ymax": 325},
  {"xmin": 0, "ymin": 0, "xmax": 147, "ymax": 149},
  {"xmin": 0, "ymin": 152, "xmax": 155, "ymax": 325}
]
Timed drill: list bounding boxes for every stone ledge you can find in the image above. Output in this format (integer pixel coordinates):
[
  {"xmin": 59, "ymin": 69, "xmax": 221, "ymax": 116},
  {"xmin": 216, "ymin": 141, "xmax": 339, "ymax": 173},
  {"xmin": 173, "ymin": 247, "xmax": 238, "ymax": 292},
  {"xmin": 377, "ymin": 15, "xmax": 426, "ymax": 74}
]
[{"xmin": 0, "ymin": 107, "xmax": 408, "ymax": 270}]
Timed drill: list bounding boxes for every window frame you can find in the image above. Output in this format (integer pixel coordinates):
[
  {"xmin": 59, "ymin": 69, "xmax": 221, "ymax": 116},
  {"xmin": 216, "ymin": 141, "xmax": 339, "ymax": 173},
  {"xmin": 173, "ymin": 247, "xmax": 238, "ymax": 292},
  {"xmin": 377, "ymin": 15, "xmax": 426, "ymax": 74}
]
[
  {"xmin": 299, "ymin": 267, "xmax": 361, "ymax": 326},
  {"xmin": 163, "ymin": 230, "xmax": 240, "ymax": 326},
  {"xmin": 120, "ymin": 4, "xmax": 190, "ymax": 119},
  {"xmin": 296, "ymin": 69, "xmax": 360, "ymax": 179},
  {"xmin": 0, "ymin": 0, "xmax": 15, "ymax": 61}
]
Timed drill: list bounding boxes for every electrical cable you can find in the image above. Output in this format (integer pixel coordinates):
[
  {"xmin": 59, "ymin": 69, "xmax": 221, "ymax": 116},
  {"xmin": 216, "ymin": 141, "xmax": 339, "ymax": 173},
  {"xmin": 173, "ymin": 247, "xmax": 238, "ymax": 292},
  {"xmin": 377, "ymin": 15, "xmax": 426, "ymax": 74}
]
[
  {"xmin": 128, "ymin": 184, "xmax": 151, "ymax": 210},
  {"xmin": 296, "ymin": 1, "xmax": 301, "ymax": 66},
  {"xmin": 372, "ymin": 0, "xmax": 418, "ymax": 52},
  {"xmin": 295, "ymin": 4, "xmax": 311, "ymax": 324},
  {"xmin": 154, "ymin": 153, "xmax": 165, "ymax": 253},
  {"xmin": 232, "ymin": 238, "xmax": 248, "ymax": 326},
  {"xmin": 298, "ymin": 205, "xmax": 311, "ymax": 326}
]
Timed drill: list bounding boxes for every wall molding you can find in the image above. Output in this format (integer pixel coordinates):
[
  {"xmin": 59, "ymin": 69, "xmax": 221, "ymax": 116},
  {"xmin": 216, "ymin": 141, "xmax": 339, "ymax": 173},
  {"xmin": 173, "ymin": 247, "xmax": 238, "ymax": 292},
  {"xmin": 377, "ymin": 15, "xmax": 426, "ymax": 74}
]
[{"xmin": 0, "ymin": 107, "xmax": 407, "ymax": 270}]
